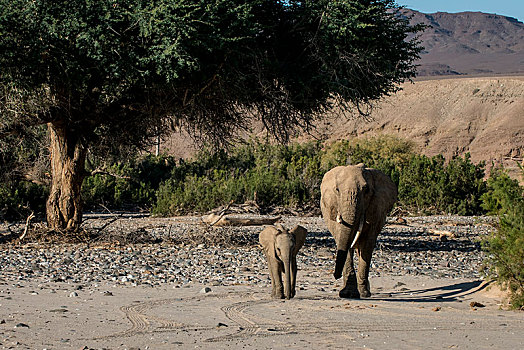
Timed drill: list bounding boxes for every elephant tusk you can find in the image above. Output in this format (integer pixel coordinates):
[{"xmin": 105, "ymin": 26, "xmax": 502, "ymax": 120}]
[
  {"xmin": 350, "ymin": 214, "xmax": 365, "ymax": 249},
  {"xmin": 336, "ymin": 214, "xmax": 353, "ymax": 229}
]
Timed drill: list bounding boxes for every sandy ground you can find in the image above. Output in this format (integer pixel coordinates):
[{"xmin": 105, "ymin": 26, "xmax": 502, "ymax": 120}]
[{"xmin": 1, "ymin": 271, "xmax": 522, "ymax": 350}]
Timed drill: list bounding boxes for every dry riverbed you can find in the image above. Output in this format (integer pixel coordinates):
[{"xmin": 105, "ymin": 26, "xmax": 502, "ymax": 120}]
[{"xmin": 1, "ymin": 214, "xmax": 522, "ymax": 349}]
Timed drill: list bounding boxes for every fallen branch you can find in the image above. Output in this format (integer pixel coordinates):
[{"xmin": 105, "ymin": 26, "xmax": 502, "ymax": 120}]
[
  {"xmin": 206, "ymin": 200, "xmax": 235, "ymax": 226},
  {"xmin": 203, "ymin": 213, "xmax": 281, "ymax": 227},
  {"xmin": 18, "ymin": 212, "xmax": 35, "ymax": 242}
]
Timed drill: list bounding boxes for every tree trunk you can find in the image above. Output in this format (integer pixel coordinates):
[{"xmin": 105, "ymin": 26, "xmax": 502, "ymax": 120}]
[{"xmin": 46, "ymin": 122, "xmax": 87, "ymax": 231}]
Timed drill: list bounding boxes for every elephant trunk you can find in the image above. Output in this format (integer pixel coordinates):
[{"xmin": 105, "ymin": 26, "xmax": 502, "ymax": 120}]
[
  {"xmin": 334, "ymin": 203, "xmax": 365, "ymax": 279},
  {"xmin": 334, "ymin": 249, "xmax": 347, "ymax": 279},
  {"xmin": 282, "ymin": 254, "xmax": 292, "ymax": 300}
]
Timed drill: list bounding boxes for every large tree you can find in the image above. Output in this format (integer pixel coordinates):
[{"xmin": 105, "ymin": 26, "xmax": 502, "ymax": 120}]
[{"xmin": 0, "ymin": 0, "xmax": 423, "ymax": 231}]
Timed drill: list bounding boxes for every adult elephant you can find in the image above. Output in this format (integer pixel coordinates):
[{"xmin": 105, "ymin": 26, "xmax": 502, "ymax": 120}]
[{"xmin": 320, "ymin": 164, "xmax": 397, "ymax": 299}]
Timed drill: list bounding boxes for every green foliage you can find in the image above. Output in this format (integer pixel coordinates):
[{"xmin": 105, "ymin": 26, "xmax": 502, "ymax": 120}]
[
  {"xmin": 0, "ymin": 0, "xmax": 424, "ymax": 147},
  {"xmin": 82, "ymin": 155, "xmax": 175, "ymax": 210},
  {"xmin": 0, "ymin": 181, "xmax": 47, "ymax": 221},
  {"xmin": 347, "ymin": 135, "xmax": 415, "ymax": 184},
  {"xmin": 398, "ymin": 154, "xmax": 486, "ymax": 215},
  {"xmin": 153, "ymin": 137, "xmax": 488, "ymax": 216},
  {"xmin": 347, "ymin": 137, "xmax": 486, "ymax": 215},
  {"xmin": 0, "ymin": 136, "xmax": 493, "ymax": 219},
  {"xmin": 153, "ymin": 141, "xmax": 324, "ymax": 215},
  {"xmin": 481, "ymin": 167, "xmax": 524, "ymax": 309}
]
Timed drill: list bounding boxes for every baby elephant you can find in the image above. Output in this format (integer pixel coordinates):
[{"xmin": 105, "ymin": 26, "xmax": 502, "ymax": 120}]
[{"xmin": 259, "ymin": 224, "xmax": 307, "ymax": 299}]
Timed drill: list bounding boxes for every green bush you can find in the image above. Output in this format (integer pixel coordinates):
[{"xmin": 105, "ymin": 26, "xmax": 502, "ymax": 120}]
[
  {"xmin": 0, "ymin": 135, "xmax": 495, "ymax": 219},
  {"xmin": 82, "ymin": 155, "xmax": 176, "ymax": 210},
  {"xmin": 347, "ymin": 137, "xmax": 486, "ymax": 215},
  {"xmin": 347, "ymin": 135, "xmax": 415, "ymax": 186},
  {"xmin": 153, "ymin": 141, "xmax": 324, "ymax": 215},
  {"xmin": 481, "ymin": 167, "xmax": 524, "ymax": 309},
  {"xmin": 153, "ymin": 137, "xmax": 488, "ymax": 216},
  {"xmin": 0, "ymin": 181, "xmax": 48, "ymax": 221},
  {"xmin": 397, "ymin": 153, "xmax": 486, "ymax": 215}
]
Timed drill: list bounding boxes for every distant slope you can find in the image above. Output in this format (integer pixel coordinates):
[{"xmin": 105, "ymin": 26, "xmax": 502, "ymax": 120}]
[
  {"xmin": 404, "ymin": 9, "xmax": 524, "ymax": 76},
  {"xmin": 162, "ymin": 77, "xmax": 524, "ymax": 173},
  {"xmin": 305, "ymin": 77, "xmax": 524, "ymax": 173}
]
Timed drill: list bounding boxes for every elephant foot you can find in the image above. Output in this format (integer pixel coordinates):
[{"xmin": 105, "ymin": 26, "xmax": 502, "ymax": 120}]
[
  {"xmin": 358, "ymin": 283, "xmax": 371, "ymax": 298},
  {"xmin": 271, "ymin": 292, "xmax": 285, "ymax": 299},
  {"xmin": 339, "ymin": 287, "xmax": 360, "ymax": 299}
]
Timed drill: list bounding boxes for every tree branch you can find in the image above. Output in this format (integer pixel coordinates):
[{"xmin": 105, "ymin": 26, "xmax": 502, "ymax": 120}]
[{"xmin": 89, "ymin": 168, "xmax": 132, "ymax": 180}]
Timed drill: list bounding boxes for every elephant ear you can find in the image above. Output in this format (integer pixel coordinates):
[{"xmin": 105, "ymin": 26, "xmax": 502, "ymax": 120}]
[
  {"xmin": 320, "ymin": 169, "xmax": 339, "ymax": 221},
  {"xmin": 365, "ymin": 168, "xmax": 398, "ymax": 220},
  {"xmin": 259, "ymin": 226, "xmax": 279, "ymax": 258},
  {"xmin": 290, "ymin": 225, "xmax": 307, "ymax": 256}
]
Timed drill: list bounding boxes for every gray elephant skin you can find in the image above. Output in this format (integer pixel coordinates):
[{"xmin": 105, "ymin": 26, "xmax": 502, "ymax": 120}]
[
  {"xmin": 320, "ymin": 164, "xmax": 397, "ymax": 299},
  {"xmin": 259, "ymin": 225, "xmax": 307, "ymax": 299}
]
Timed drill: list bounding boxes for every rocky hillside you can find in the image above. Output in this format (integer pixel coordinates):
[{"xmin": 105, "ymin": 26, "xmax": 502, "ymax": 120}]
[
  {"xmin": 161, "ymin": 76, "xmax": 523, "ymax": 175},
  {"xmin": 306, "ymin": 76, "xmax": 524, "ymax": 174},
  {"xmin": 403, "ymin": 9, "xmax": 524, "ymax": 76}
]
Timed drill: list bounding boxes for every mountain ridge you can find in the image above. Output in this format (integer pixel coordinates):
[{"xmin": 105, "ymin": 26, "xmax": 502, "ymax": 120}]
[{"xmin": 403, "ymin": 9, "xmax": 524, "ymax": 76}]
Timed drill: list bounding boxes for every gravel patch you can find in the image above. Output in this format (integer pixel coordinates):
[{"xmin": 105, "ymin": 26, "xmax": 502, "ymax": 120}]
[{"xmin": 0, "ymin": 215, "xmax": 496, "ymax": 288}]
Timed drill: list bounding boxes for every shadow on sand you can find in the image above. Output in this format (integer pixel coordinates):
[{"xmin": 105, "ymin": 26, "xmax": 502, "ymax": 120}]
[{"xmin": 371, "ymin": 280, "xmax": 491, "ymax": 303}]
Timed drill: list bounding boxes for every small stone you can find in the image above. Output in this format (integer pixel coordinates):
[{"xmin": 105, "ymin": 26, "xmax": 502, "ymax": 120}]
[
  {"xmin": 103, "ymin": 291, "xmax": 113, "ymax": 296},
  {"xmin": 49, "ymin": 309, "xmax": 68, "ymax": 313},
  {"xmin": 200, "ymin": 287, "xmax": 212, "ymax": 294},
  {"xmin": 69, "ymin": 291, "xmax": 78, "ymax": 297},
  {"xmin": 395, "ymin": 217, "xmax": 407, "ymax": 225},
  {"xmin": 14, "ymin": 323, "xmax": 30, "ymax": 328},
  {"xmin": 432, "ymin": 307, "xmax": 441, "ymax": 312},
  {"xmin": 469, "ymin": 301, "xmax": 485, "ymax": 308},
  {"xmin": 0, "ymin": 319, "xmax": 5, "ymax": 324},
  {"xmin": 393, "ymin": 282, "xmax": 406, "ymax": 288},
  {"xmin": 216, "ymin": 322, "xmax": 228, "ymax": 328}
]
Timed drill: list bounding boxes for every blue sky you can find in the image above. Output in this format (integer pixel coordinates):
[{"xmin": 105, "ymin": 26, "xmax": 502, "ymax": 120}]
[{"xmin": 400, "ymin": 0, "xmax": 524, "ymax": 22}]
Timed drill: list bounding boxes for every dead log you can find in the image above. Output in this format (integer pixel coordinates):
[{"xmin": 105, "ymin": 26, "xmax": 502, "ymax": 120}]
[{"xmin": 203, "ymin": 214, "xmax": 281, "ymax": 227}]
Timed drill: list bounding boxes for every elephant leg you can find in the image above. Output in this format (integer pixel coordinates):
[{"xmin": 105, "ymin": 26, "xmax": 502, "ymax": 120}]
[
  {"xmin": 267, "ymin": 258, "xmax": 284, "ymax": 299},
  {"xmin": 356, "ymin": 238, "xmax": 376, "ymax": 298},
  {"xmin": 291, "ymin": 257, "xmax": 298, "ymax": 298},
  {"xmin": 339, "ymin": 248, "xmax": 360, "ymax": 299}
]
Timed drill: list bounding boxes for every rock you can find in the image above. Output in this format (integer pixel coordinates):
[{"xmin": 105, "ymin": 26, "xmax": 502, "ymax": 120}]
[
  {"xmin": 394, "ymin": 282, "xmax": 406, "ymax": 288},
  {"xmin": 200, "ymin": 287, "xmax": 212, "ymax": 294},
  {"xmin": 440, "ymin": 261, "xmax": 450, "ymax": 267},
  {"xmin": 69, "ymin": 291, "xmax": 78, "ymax": 297},
  {"xmin": 217, "ymin": 322, "xmax": 228, "ymax": 328},
  {"xmin": 432, "ymin": 307, "xmax": 441, "ymax": 312},
  {"xmin": 469, "ymin": 301, "xmax": 485, "ymax": 308},
  {"xmin": 395, "ymin": 217, "xmax": 408, "ymax": 225},
  {"xmin": 14, "ymin": 323, "xmax": 30, "ymax": 328}
]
